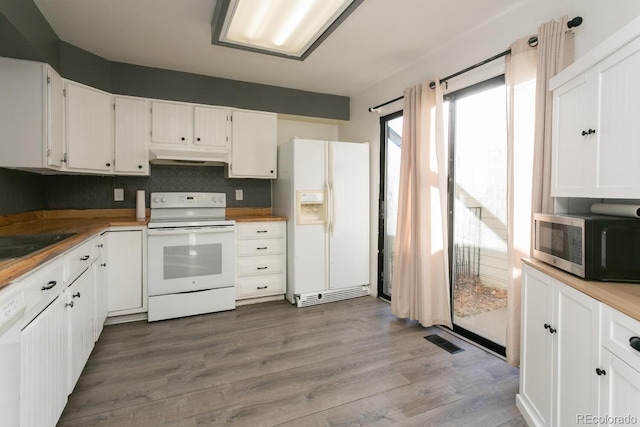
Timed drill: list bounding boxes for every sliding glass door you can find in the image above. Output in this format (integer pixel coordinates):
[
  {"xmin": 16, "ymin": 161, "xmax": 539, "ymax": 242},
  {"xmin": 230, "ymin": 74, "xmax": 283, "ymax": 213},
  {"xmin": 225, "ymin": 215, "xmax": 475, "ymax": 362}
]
[
  {"xmin": 378, "ymin": 111, "xmax": 402, "ymax": 301},
  {"xmin": 446, "ymin": 76, "xmax": 508, "ymax": 355}
]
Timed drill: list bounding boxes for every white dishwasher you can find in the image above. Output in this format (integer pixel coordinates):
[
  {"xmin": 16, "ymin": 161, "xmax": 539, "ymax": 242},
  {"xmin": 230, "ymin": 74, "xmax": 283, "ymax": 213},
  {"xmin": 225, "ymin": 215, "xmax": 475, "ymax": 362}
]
[{"xmin": 0, "ymin": 285, "xmax": 26, "ymax": 427}]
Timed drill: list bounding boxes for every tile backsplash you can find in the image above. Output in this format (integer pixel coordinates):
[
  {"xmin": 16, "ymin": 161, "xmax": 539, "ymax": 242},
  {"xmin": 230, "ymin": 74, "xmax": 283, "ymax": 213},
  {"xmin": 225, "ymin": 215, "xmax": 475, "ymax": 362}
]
[{"xmin": 0, "ymin": 165, "xmax": 271, "ymax": 215}]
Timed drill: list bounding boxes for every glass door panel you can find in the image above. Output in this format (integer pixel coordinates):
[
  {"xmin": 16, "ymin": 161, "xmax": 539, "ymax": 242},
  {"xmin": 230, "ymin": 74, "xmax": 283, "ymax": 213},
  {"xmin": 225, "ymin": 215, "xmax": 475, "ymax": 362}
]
[
  {"xmin": 448, "ymin": 78, "xmax": 508, "ymax": 352},
  {"xmin": 378, "ymin": 112, "xmax": 402, "ymax": 300}
]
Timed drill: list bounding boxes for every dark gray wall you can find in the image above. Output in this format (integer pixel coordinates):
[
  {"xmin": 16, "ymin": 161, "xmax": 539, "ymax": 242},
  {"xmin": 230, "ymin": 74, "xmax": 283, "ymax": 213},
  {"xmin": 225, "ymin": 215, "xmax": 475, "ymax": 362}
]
[
  {"xmin": 0, "ymin": 165, "xmax": 270, "ymax": 215},
  {"xmin": 42, "ymin": 165, "xmax": 271, "ymax": 210},
  {"xmin": 0, "ymin": 0, "xmax": 60, "ymax": 69},
  {"xmin": 0, "ymin": 168, "xmax": 43, "ymax": 215}
]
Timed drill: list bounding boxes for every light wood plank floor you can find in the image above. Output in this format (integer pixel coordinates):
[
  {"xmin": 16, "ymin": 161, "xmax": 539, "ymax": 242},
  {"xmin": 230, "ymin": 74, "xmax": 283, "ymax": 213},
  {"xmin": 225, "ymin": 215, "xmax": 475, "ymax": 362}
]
[{"xmin": 58, "ymin": 297, "xmax": 526, "ymax": 426}]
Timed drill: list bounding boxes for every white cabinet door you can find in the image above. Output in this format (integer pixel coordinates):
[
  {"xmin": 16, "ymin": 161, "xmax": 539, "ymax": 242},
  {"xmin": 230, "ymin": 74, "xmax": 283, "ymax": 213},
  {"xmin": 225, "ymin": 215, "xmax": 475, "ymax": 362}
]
[
  {"xmin": 554, "ymin": 283, "xmax": 600, "ymax": 426},
  {"xmin": 551, "ymin": 34, "xmax": 640, "ymax": 199},
  {"xmin": 65, "ymin": 82, "xmax": 113, "ymax": 172},
  {"xmin": 519, "ymin": 265, "xmax": 555, "ymax": 427},
  {"xmin": 593, "ymin": 36, "xmax": 640, "ymax": 198},
  {"xmin": 46, "ymin": 65, "xmax": 65, "ymax": 169},
  {"xmin": 20, "ymin": 294, "xmax": 68, "ymax": 427},
  {"xmin": 151, "ymin": 101, "xmax": 192, "ymax": 145},
  {"xmin": 194, "ymin": 105, "xmax": 229, "ymax": 148},
  {"xmin": 67, "ymin": 266, "xmax": 96, "ymax": 392},
  {"xmin": 95, "ymin": 235, "xmax": 108, "ymax": 340},
  {"xmin": 229, "ymin": 110, "xmax": 277, "ymax": 178},
  {"xmin": 114, "ymin": 97, "xmax": 149, "ymax": 174},
  {"xmin": 551, "ymin": 73, "xmax": 594, "ymax": 197},
  {"xmin": 328, "ymin": 141, "xmax": 369, "ymax": 290},
  {"xmin": 599, "ymin": 350, "xmax": 640, "ymax": 423},
  {"xmin": 106, "ymin": 230, "xmax": 145, "ymax": 315},
  {"xmin": 0, "ymin": 58, "xmax": 64, "ymax": 170}
]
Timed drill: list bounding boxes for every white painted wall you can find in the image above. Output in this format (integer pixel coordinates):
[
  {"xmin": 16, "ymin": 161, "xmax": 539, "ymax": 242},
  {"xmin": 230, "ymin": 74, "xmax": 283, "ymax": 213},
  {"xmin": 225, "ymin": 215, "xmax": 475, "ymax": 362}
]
[{"xmin": 338, "ymin": 0, "xmax": 640, "ymax": 297}]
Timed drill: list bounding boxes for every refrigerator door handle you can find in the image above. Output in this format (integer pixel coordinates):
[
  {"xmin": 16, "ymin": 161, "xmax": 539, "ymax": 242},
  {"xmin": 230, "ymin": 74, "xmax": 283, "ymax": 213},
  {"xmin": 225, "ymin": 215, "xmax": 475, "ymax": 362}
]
[{"xmin": 329, "ymin": 180, "xmax": 336, "ymax": 234}]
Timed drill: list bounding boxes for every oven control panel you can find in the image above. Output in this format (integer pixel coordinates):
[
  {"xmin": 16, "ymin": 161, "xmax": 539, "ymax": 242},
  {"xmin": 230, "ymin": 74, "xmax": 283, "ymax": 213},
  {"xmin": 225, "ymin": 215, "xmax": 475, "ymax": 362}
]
[{"xmin": 150, "ymin": 192, "xmax": 226, "ymax": 208}]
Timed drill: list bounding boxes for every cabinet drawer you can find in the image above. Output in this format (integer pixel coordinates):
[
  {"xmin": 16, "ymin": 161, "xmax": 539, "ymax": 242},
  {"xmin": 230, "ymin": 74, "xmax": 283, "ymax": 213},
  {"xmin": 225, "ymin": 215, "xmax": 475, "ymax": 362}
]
[
  {"xmin": 66, "ymin": 237, "xmax": 97, "ymax": 284},
  {"xmin": 237, "ymin": 274, "xmax": 285, "ymax": 299},
  {"xmin": 237, "ymin": 222, "xmax": 285, "ymax": 239},
  {"xmin": 601, "ymin": 305, "xmax": 640, "ymax": 372},
  {"xmin": 237, "ymin": 255, "xmax": 285, "ymax": 276},
  {"xmin": 22, "ymin": 259, "xmax": 65, "ymax": 320},
  {"xmin": 237, "ymin": 238, "xmax": 285, "ymax": 256}
]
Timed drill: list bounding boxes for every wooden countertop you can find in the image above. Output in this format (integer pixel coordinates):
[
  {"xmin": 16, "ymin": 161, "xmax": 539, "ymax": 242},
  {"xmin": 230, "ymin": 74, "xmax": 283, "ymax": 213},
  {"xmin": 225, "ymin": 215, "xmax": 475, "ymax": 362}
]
[
  {"xmin": 225, "ymin": 207, "xmax": 288, "ymax": 222},
  {"xmin": 0, "ymin": 207, "xmax": 287, "ymax": 290},
  {"xmin": 523, "ymin": 258, "xmax": 640, "ymax": 322},
  {"xmin": 0, "ymin": 209, "xmax": 148, "ymax": 289}
]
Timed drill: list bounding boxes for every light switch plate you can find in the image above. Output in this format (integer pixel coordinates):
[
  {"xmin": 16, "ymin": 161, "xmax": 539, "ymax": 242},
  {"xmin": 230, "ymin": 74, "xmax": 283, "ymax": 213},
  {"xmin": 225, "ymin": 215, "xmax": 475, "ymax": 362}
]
[
  {"xmin": 235, "ymin": 189, "xmax": 243, "ymax": 201},
  {"xmin": 114, "ymin": 188, "xmax": 124, "ymax": 201}
]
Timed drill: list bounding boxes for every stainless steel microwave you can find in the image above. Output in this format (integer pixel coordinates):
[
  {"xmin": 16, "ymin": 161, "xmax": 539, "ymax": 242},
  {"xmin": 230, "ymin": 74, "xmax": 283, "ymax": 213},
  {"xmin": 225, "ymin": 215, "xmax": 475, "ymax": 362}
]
[{"xmin": 533, "ymin": 212, "xmax": 640, "ymax": 282}]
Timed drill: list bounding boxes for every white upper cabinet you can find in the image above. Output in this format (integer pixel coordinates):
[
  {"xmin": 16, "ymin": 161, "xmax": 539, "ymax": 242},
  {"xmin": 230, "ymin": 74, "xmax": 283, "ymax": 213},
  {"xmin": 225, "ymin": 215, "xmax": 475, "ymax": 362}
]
[
  {"xmin": 551, "ymin": 20, "xmax": 640, "ymax": 199},
  {"xmin": 0, "ymin": 58, "xmax": 65, "ymax": 171},
  {"xmin": 194, "ymin": 105, "xmax": 230, "ymax": 149},
  {"xmin": 229, "ymin": 109, "xmax": 277, "ymax": 179},
  {"xmin": 47, "ymin": 67, "xmax": 65, "ymax": 169},
  {"xmin": 65, "ymin": 81, "xmax": 113, "ymax": 173},
  {"xmin": 114, "ymin": 97, "xmax": 149, "ymax": 175},
  {"xmin": 150, "ymin": 101, "xmax": 193, "ymax": 145}
]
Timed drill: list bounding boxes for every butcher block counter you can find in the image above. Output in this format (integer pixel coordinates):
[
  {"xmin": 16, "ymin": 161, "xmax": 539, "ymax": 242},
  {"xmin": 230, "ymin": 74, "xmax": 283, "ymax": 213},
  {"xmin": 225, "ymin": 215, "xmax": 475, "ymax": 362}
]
[
  {"xmin": 523, "ymin": 258, "xmax": 640, "ymax": 322},
  {"xmin": 225, "ymin": 207, "xmax": 287, "ymax": 222},
  {"xmin": 0, "ymin": 209, "xmax": 148, "ymax": 289}
]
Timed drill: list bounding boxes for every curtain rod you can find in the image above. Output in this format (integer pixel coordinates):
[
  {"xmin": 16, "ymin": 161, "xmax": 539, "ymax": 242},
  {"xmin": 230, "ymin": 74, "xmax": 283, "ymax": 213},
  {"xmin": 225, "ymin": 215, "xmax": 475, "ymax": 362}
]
[{"xmin": 368, "ymin": 16, "xmax": 583, "ymax": 112}]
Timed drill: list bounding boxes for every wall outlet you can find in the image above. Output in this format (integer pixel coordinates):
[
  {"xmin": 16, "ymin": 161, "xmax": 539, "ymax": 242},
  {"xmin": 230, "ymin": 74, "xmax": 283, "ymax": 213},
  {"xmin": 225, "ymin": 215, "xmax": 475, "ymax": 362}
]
[
  {"xmin": 114, "ymin": 188, "xmax": 124, "ymax": 202},
  {"xmin": 235, "ymin": 189, "xmax": 243, "ymax": 201}
]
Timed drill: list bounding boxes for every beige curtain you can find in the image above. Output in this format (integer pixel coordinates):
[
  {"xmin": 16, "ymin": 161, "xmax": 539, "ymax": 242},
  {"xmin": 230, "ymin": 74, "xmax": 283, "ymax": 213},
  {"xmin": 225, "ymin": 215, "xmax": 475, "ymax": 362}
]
[
  {"xmin": 505, "ymin": 37, "xmax": 538, "ymax": 367},
  {"xmin": 505, "ymin": 17, "xmax": 574, "ymax": 366},
  {"xmin": 391, "ymin": 80, "xmax": 452, "ymax": 328},
  {"xmin": 532, "ymin": 16, "xmax": 575, "ymax": 215}
]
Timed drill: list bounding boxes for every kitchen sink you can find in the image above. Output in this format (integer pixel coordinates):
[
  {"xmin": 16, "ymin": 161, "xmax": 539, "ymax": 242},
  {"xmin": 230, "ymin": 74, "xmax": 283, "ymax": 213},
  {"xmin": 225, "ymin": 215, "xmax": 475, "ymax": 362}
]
[{"xmin": 0, "ymin": 233, "xmax": 76, "ymax": 260}]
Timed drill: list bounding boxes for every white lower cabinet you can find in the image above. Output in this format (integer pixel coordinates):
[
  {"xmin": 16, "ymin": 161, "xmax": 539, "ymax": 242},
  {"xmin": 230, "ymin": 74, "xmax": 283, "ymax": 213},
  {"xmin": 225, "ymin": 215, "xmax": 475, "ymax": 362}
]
[
  {"xmin": 67, "ymin": 265, "xmax": 96, "ymax": 391},
  {"xmin": 518, "ymin": 264, "xmax": 640, "ymax": 427},
  {"xmin": 95, "ymin": 234, "xmax": 108, "ymax": 340},
  {"xmin": 598, "ymin": 305, "xmax": 640, "ymax": 423},
  {"xmin": 18, "ymin": 234, "xmax": 107, "ymax": 427},
  {"xmin": 105, "ymin": 228, "xmax": 146, "ymax": 316},
  {"xmin": 20, "ymin": 293, "xmax": 68, "ymax": 427},
  {"xmin": 236, "ymin": 221, "xmax": 286, "ymax": 300}
]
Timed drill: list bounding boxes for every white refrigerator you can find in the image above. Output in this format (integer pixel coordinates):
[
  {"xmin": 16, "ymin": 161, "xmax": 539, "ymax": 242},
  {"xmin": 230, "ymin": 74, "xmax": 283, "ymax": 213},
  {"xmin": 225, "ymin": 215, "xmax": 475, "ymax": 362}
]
[{"xmin": 272, "ymin": 138, "xmax": 370, "ymax": 306}]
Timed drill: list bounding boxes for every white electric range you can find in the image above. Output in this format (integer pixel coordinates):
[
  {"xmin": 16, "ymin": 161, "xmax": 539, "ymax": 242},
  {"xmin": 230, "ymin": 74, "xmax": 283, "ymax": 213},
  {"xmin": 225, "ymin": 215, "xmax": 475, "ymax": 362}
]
[{"xmin": 147, "ymin": 192, "xmax": 236, "ymax": 321}]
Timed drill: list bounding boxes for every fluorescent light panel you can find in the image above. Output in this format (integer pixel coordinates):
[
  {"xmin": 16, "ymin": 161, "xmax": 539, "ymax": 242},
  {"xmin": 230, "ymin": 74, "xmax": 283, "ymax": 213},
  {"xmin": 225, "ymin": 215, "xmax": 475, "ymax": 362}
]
[{"xmin": 219, "ymin": 0, "xmax": 355, "ymax": 58}]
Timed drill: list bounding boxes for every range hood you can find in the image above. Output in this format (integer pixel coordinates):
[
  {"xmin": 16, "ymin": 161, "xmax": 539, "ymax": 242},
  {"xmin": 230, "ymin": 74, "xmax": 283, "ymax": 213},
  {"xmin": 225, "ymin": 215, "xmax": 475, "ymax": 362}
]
[{"xmin": 149, "ymin": 148, "xmax": 229, "ymax": 166}]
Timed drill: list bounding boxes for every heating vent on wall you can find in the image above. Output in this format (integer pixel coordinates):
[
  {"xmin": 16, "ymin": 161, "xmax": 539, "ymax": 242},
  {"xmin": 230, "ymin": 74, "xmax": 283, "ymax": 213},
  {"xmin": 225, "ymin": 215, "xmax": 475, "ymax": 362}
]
[{"xmin": 295, "ymin": 285, "xmax": 371, "ymax": 308}]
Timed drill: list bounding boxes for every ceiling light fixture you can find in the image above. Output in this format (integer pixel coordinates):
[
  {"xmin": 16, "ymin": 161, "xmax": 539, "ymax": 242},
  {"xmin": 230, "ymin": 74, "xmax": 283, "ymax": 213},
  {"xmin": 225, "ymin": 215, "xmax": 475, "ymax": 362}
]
[{"xmin": 211, "ymin": 0, "xmax": 363, "ymax": 60}]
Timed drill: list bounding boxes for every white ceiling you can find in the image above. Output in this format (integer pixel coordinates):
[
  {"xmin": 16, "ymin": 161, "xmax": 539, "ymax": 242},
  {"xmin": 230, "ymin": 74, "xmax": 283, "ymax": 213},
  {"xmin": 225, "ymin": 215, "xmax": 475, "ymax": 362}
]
[{"xmin": 33, "ymin": 0, "xmax": 523, "ymax": 97}]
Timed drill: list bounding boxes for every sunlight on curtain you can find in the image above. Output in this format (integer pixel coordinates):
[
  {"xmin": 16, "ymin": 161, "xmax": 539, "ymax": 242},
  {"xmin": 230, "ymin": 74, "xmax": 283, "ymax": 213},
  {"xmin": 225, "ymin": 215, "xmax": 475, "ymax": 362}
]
[
  {"xmin": 506, "ymin": 16, "xmax": 575, "ymax": 366},
  {"xmin": 505, "ymin": 37, "xmax": 537, "ymax": 367},
  {"xmin": 391, "ymin": 80, "xmax": 451, "ymax": 328}
]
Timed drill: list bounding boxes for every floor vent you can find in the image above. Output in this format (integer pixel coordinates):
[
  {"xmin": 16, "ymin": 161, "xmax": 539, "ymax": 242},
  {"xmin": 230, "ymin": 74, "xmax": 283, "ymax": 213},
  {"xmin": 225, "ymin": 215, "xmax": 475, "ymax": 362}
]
[
  {"xmin": 424, "ymin": 334, "xmax": 464, "ymax": 354},
  {"xmin": 295, "ymin": 286, "xmax": 370, "ymax": 308}
]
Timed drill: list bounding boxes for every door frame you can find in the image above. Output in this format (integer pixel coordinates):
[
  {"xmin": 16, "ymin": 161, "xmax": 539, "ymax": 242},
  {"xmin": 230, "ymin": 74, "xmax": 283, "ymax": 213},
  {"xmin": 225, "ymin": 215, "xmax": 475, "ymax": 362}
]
[
  {"xmin": 445, "ymin": 75, "xmax": 507, "ymax": 356},
  {"xmin": 377, "ymin": 110, "xmax": 403, "ymax": 301}
]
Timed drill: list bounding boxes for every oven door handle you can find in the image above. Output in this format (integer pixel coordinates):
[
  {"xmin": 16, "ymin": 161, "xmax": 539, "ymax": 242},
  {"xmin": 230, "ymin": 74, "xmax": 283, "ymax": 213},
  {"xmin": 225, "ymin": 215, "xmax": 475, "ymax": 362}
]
[{"xmin": 147, "ymin": 227, "xmax": 234, "ymax": 236}]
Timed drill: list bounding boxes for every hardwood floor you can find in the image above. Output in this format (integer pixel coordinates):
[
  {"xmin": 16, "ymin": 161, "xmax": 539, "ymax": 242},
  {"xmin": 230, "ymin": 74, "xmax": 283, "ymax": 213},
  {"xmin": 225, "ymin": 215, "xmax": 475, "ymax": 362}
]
[{"xmin": 58, "ymin": 297, "xmax": 526, "ymax": 426}]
